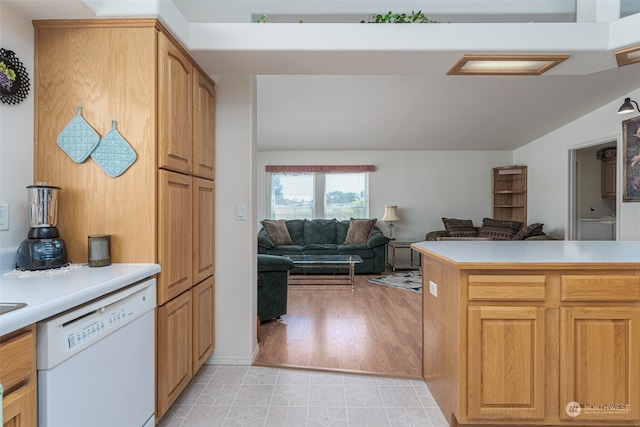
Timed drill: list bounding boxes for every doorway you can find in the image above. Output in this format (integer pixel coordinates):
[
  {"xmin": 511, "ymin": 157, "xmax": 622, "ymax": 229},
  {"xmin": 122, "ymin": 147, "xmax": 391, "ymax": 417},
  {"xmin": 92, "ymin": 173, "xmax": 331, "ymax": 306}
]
[{"xmin": 568, "ymin": 140, "xmax": 619, "ymax": 240}]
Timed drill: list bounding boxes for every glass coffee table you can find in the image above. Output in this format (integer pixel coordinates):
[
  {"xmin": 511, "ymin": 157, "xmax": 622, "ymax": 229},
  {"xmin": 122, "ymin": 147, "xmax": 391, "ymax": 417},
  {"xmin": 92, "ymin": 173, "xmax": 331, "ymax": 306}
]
[{"xmin": 283, "ymin": 255, "xmax": 363, "ymax": 288}]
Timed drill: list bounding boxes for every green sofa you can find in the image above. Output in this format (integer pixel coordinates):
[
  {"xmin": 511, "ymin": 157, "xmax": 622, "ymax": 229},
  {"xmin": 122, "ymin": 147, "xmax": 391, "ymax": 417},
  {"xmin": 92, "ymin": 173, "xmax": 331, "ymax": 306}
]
[
  {"xmin": 257, "ymin": 219, "xmax": 389, "ymax": 274},
  {"xmin": 258, "ymin": 254, "xmax": 295, "ymax": 322}
]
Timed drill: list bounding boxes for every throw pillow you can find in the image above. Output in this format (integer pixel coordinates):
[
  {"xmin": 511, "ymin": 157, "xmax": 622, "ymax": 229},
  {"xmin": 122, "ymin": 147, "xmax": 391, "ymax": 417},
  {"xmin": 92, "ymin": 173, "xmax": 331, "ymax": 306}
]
[
  {"xmin": 442, "ymin": 218, "xmax": 478, "ymax": 238},
  {"xmin": 344, "ymin": 218, "xmax": 377, "ymax": 244},
  {"xmin": 512, "ymin": 223, "xmax": 544, "ymax": 240},
  {"xmin": 260, "ymin": 219, "xmax": 294, "ymax": 246},
  {"xmin": 478, "ymin": 218, "xmax": 523, "ymax": 240}
]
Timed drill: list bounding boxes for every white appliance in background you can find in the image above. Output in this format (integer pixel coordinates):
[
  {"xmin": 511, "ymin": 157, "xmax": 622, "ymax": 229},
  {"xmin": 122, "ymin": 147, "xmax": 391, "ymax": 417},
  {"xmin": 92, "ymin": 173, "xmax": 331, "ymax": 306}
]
[
  {"xmin": 37, "ymin": 278, "xmax": 156, "ymax": 427},
  {"xmin": 579, "ymin": 218, "xmax": 616, "ymax": 240}
]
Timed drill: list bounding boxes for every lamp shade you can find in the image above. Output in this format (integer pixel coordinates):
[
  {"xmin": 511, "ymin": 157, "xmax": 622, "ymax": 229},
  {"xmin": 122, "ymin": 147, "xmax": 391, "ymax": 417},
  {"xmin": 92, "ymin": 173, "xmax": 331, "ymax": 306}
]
[
  {"xmin": 618, "ymin": 97, "xmax": 640, "ymax": 114},
  {"xmin": 381, "ymin": 205, "xmax": 400, "ymax": 222}
]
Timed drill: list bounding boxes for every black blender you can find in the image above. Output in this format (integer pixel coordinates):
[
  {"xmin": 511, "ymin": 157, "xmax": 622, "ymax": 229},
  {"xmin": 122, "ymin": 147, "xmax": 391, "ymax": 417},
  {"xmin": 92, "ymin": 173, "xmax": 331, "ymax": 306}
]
[{"xmin": 16, "ymin": 183, "xmax": 68, "ymax": 270}]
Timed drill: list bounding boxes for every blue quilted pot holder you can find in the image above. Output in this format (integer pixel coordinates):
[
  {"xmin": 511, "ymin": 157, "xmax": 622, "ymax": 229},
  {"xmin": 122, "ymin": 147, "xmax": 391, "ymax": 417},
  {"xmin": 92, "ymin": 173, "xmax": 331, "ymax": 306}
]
[
  {"xmin": 56, "ymin": 106, "xmax": 100, "ymax": 163},
  {"xmin": 91, "ymin": 120, "xmax": 137, "ymax": 178}
]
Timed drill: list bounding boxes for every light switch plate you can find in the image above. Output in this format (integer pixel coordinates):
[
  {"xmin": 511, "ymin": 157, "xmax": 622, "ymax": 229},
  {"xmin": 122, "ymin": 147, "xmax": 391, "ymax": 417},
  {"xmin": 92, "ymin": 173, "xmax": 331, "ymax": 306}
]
[
  {"xmin": 429, "ymin": 281, "xmax": 438, "ymax": 297},
  {"xmin": 236, "ymin": 204, "xmax": 246, "ymax": 221}
]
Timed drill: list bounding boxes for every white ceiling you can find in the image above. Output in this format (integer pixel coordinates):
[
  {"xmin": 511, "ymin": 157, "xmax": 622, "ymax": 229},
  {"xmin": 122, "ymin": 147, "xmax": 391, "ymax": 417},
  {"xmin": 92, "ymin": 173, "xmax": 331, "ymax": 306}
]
[{"xmin": 8, "ymin": 0, "xmax": 640, "ymax": 151}]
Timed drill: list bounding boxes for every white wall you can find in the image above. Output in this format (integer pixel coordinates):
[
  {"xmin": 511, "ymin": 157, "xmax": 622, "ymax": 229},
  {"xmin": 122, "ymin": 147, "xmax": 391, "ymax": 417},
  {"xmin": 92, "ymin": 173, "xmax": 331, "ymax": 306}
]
[
  {"xmin": 0, "ymin": 2, "xmax": 34, "ymax": 250},
  {"xmin": 208, "ymin": 75, "xmax": 258, "ymax": 364},
  {"xmin": 514, "ymin": 87, "xmax": 640, "ymax": 240},
  {"xmin": 257, "ymin": 150, "xmax": 514, "ymax": 240}
]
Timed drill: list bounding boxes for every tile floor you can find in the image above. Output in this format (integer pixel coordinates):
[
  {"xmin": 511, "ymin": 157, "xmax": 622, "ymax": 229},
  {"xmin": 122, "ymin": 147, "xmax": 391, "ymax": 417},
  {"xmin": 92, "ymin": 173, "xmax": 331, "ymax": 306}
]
[{"xmin": 157, "ymin": 365, "xmax": 450, "ymax": 427}]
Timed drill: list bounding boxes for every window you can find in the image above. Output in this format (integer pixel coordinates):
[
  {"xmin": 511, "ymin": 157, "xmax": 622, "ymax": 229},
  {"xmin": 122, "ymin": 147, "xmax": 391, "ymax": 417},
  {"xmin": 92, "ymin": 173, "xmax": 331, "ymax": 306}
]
[{"xmin": 270, "ymin": 172, "xmax": 369, "ymax": 220}]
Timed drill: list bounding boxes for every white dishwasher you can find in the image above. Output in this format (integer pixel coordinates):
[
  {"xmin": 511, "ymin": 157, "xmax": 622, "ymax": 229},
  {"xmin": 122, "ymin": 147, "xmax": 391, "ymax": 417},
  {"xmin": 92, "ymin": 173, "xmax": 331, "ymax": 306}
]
[{"xmin": 37, "ymin": 278, "xmax": 156, "ymax": 427}]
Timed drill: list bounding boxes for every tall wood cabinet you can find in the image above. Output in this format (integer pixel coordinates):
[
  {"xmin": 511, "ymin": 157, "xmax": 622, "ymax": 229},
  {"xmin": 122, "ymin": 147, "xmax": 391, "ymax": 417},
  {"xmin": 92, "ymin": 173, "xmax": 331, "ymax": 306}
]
[
  {"xmin": 492, "ymin": 165, "xmax": 527, "ymax": 224},
  {"xmin": 601, "ymin": 158, "xmax": 616, "ymax": 198},
  {"xmin": 33, "ymin": 19, "xmax": 215, "ymax": 421}
]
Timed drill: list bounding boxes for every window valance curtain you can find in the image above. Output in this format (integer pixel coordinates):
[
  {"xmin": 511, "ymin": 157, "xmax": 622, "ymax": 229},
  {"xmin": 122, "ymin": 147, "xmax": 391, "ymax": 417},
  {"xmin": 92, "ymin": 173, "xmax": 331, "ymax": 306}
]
[{"xmin": 265, "ymin": 165, "xmax": 375, "ymax": 173}]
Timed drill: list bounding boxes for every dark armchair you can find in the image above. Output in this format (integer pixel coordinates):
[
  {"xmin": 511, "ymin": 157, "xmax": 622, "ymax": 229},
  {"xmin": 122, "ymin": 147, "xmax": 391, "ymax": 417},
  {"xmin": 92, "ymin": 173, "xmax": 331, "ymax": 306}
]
[{"xmin": 258, "ymin": 254, "xmax": 295, "ymax": 322}]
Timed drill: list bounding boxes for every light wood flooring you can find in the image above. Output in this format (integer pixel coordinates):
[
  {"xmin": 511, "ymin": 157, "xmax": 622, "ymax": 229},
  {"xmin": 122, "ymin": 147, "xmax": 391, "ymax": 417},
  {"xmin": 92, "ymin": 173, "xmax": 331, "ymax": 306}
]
[{"xmin": 254, "ymin": 271, "xmax": 423, "ymax": 379}]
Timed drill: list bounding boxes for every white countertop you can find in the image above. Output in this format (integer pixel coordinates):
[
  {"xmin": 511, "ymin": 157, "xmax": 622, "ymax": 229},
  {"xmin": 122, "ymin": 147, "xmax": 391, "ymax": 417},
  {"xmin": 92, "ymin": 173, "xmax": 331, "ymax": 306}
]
[
  {"xmin": 411, "ymin": 240, "xmax": 640, "ymax": 266},
  {"xmin": 0, "ymin": 263, "xmax": 160, "ymax": 336}
]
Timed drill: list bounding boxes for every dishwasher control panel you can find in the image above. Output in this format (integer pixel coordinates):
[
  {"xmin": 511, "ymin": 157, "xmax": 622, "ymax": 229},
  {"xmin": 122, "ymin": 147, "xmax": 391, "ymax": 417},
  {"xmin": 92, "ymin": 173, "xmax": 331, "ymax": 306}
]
[{"xmin": 37, "ymin": 278, "xmax": 156, "ymax": 370}]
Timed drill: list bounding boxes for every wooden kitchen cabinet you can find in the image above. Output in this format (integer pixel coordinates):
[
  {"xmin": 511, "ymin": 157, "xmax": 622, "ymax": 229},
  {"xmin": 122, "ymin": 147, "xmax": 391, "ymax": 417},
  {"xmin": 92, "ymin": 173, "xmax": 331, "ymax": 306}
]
[
  {"xmin": 601, "ymin": 158, "xmax": 616, "ymax": 198},
  {"xmin": 467, "ymin": 306, "xmax": 545, "ymax": 420},
  {"xmin": 417, "ymin": 242, "xmax": 640, "ymax": 427},
  {"xmin": 193, "ymin": 178, "xmax": 215, "ymax": 284},
  {"xmin": 193, "ymin": 276, "xmax": 216, "ymax": 373},
  {"xmin": 158, "ymin": 32, "xmax": 193, "ymax": 175},
  {"xmin": 193, "ymin": 70, "xmax": 216, "ymax": 180},
  {"xmin": 158, "ymin": 170, "xmax": 193, "ymax": 306},
  {"xmin": 33, "ymin": 19, "xmax": 215, "ymax": 422},
  {"xmin": 560, "ymin": 307, "xmax": 640, "ymax": 421},
  {"xmin": 0, "ymin": 325, "xmax": 36, "ymax": 427},
  {"xmin": 157, "ymin": 290, "xmax": 193, "ymax": 418}
]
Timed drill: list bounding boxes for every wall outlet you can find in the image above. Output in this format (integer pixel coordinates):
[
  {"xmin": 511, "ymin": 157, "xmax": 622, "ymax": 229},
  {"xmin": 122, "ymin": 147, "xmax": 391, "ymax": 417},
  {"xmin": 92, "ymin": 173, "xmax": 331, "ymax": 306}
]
[{"xmin": 429, "ymin": 280, "xmax": 438, "ymax": 297}]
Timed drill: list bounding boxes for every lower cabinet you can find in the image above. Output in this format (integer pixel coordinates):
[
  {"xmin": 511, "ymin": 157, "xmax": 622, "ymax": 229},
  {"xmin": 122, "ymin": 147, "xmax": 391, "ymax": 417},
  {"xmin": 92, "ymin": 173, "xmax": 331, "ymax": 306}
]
[
  {"xmin": 463, "ymin": 273, "xmax": 640, "ymax": 425},
  {"xmin": 193, "ymin": 276, "xmax": 215, "ymax": 373},
  {"xmin": 467, "ymin": 306, "xmax": 545, "ymax": 420},
  {"xmin": 157, "ymin": 276, "xmax": 215, "ymax": 419},
  {"xmin": 560, "ymin": 306, "xmax": 640, "ymax": 421},
  {"xmin": 0, "ymin": 325, "xmax": 37, "ymax": 427},
  {"xmin": 157, "ymin": 290, "xmax": 193, "ymax": 418}
]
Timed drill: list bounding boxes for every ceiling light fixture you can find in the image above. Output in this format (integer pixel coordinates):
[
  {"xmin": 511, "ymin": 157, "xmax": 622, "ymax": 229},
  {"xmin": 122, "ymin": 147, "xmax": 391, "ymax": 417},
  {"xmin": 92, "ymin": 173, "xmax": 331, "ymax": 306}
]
[
  {"xmin": 615, "ymin": 45, "xmax": 640, "ymax": 68},
  {"xmin": 618, "ymin": 98, "xmax": 640, "ymax": 115},
  {"xmin": 447, "ymin": 54, "xmax": 570, "ymax": 76}
]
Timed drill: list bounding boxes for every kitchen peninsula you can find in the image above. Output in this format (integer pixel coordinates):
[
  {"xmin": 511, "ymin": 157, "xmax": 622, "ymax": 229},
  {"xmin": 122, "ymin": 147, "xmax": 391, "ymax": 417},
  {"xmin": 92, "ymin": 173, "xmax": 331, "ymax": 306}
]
[{"xmin": 411, "ymin": 240, "xmax": 640, "ymax": 427}]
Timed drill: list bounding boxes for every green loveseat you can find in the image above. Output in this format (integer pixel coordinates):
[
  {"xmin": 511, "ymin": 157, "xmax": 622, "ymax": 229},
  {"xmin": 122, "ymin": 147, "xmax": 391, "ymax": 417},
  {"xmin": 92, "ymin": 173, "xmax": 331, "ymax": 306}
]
[{"xmin": 257, "ymin": 219, "xmax": 389, "ymax": 274}]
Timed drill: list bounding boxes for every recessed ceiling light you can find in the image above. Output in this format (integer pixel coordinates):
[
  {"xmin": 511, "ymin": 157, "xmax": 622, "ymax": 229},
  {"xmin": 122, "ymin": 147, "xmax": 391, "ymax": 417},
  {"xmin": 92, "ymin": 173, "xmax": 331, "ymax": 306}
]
[
  {"xmin": 448, "ymin": 54, "xmax": 570, "ymax": 75},
  {"xmin": 615, "ymin": 45, "xmax": 640, "ymax": 67}
]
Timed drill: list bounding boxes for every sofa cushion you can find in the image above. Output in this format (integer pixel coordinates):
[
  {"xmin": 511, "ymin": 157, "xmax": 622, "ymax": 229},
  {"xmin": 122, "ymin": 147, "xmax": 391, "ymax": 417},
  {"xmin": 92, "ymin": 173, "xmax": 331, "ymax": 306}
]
[
  {"xmin": 336, "ymin": 220, "xmax": 350, "ymax": 244},
  {"xmin": 513, "ymin": 223, "xmax": 544, "ymax": 240},
  {"xmin": 338, "ymin": 244, "xmax": 374, "ymax": 259},
  {"xmin": 442, "ymin": 218, "xmax": 478, "ymax": 238},
  {"xmin": 285, "ymin": 219, "xmax": 306, "ymax": 245},
  {"xmin": 303, "ymin": 244, "xmax": 339, "ymax": 255},
  {"xmin": 344, "ymin": 218, "xmax": 377, "ymax": 244},
  {"xmin": 303, "ymin": 219, "xmax": 337, "ymax": 244},
  {"xmin": 261, "ymin": 219, "xmax": 294, "ymax": 246},
  {"xmin": 478, "ymin": 218, "xmax": 523, "ymax": 240},
  {"xmin": 267, "ymin": 245, "xmax": 304, "ymax": 256}
]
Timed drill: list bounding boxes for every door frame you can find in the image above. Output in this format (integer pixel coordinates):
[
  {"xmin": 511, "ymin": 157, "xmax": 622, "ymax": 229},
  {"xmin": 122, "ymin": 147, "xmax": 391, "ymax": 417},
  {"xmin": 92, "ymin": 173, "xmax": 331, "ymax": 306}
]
[{"xmin": 567, "ymin": 135, "xmax": 620, "ymax": 241}]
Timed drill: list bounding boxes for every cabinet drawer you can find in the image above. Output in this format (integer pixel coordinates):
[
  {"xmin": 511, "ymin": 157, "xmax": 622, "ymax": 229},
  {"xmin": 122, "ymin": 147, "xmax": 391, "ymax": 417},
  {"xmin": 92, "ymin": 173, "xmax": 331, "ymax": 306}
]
[
  {"xmin": 561, "ymin": 275, "xmax": 640, "ymax": 302},
  {"xmin": 468, "ymin": 275, "xmax": 546, "ymax": 301},
  {"xmin": 0, "ymin": 327, "xmax": 35, "ymax": 393}
]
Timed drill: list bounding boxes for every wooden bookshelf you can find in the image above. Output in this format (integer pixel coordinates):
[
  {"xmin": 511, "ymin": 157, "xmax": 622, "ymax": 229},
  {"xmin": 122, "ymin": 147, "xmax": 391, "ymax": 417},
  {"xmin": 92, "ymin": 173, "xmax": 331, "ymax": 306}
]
[{"xmin": 492, "ymin": 166, "xmax": 527, "ymax": 224}]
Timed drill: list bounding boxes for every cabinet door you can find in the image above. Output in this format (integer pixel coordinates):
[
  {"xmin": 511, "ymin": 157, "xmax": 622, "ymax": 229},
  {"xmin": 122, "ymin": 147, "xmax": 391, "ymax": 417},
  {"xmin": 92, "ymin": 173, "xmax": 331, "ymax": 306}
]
[
  {"xmin": 158, "ymin": 170, "xmax": 193, "ymax": 305},
  {"xmin": 193, "ymin": 70, "xmax": 216, "ymax": 180},
  {"xmin": 601, "ymin": 159, "xmax": 616, "ymax": 198},
  {"xmin": 157, "ymin": 290, "xmax": 193, "ymax": 420},
  {"xmin": 468, "ymin": 306, "xmax": 545, "ymax": 420},
  {"xmin": 2, "ymin": 383, "xmax": 36, "ymax": 427},
  {"xmin": 193, "ymin": 177, "xmax": 215, "ymax": 284},
  {"xmin": 560, "ymin": 307, "xmax": 640, "ymax": 421},
  {"xmin": 193, "ymin": 276, "xmax": 215, "ymax": 373},
  {"xmin": 158, "ymin": 32, "xmax": 193, "ymax": 174}
]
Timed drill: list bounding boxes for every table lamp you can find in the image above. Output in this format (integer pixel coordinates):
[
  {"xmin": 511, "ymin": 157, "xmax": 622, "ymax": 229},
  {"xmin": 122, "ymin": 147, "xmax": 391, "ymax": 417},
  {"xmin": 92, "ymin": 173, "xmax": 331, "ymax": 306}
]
[{"xmin": 381, "ymin": 205, "xmax": 400, "ymax": 239}]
